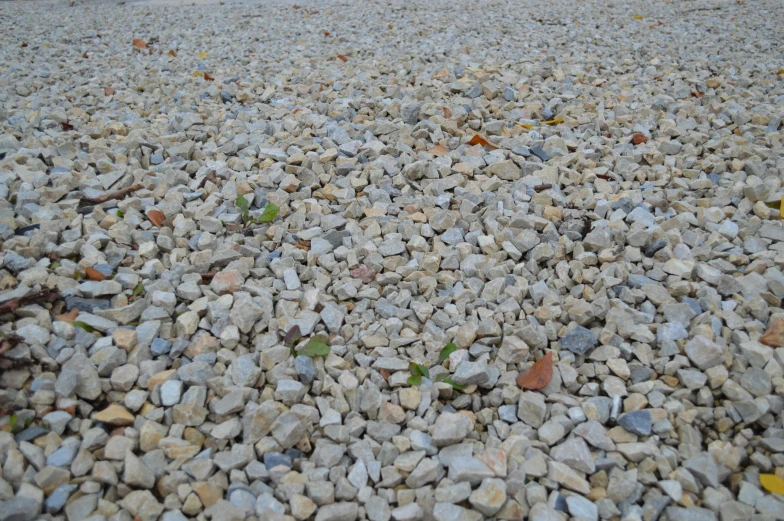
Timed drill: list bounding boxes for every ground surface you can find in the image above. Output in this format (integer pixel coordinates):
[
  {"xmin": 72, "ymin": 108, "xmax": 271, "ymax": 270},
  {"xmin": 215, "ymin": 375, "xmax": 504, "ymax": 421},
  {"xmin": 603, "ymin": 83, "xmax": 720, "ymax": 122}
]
[{"xmin": 1, "ymin": 1, "xmax": 784, "ymax": 521}]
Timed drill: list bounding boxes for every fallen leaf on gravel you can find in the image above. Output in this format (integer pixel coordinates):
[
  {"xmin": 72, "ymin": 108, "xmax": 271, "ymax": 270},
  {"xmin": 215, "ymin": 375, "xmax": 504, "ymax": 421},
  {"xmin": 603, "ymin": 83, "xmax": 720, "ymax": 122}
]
[
  {"xmin": 428, "ymin": 144, "xmax": 448, "ymax": 156},
  {"xmin": 85, "ymin": 267, "xmax": 105, "ymax": 281},
  {"xmin": 516, "ymin": 122, "xmax": 533, "ymax": 129},
  {"xmin": 691, "ymin": 91, "xmax": 705, "ymax": 98},
  {"xmin": 55, "ymin": 309, "xmax": 78, "ymax": 324},
  {"xmin": 147, "ymin": 209, "xmax": 166, "ymax": 227},
  {"xmin": 467, "ymin": 134, "xmax": 498, "ymax": 149},
  {"xmin": 632, "ymin": 133, "xmax": 648, "ymax": 144},
  {"xmin": 760, "ymin": 318, "xmax": 784, "ymax": 347},
  {"xmin": 168, "ymin": 49, "xmax": 177, "ymax": 57},
  {"xmin": 132, "ymin": 39, "xmax": 147, "ymax": 49},
  {"xmin": 634, "ymin": 14, "xmax": 643, "ymax": 19},
  {"xmin": 760, "ymin": 474, "xmax": 784, "ymax": 495},
  {"xmin": 104, "ymin": 87, "xmax": 115, "ymax": 96},
  {"xmin": 198, "ymin": 51, "xmax": 208, "ymax": 58},
  {"xmin": 544, "ymin": 116, "xmax": 564, "ymax": 126},
  {"xmin": 516, "ymin": 352, "xmax": 553, "ymax": 390},
  {"xmin": 61, "ymin": 121, "xmax": 74, "ymax": 131},
  {"xmin": 337, "ymin": 54, "xmax": 348, "ymax": 62},
  {"xmin": 203, "ymin": 72, "xmax": 214, "ymax": 81}
]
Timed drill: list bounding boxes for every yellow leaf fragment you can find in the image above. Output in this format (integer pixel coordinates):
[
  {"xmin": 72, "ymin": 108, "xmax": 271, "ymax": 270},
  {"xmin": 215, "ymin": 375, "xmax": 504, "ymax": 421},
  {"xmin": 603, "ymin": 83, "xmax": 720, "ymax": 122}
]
[
  {"xmin": 516, "ymin": 122, "xmax": 533, "ymax": 129},
  {"xmin": 198, "ymin": 51, "xmax": 208, "ymax": 58},
  {"xmin": 760, "ymin": 474, "xmax": 784, "ymax": 495},
  {"xmin": 634, "ymin": 15, "xmax": 643, "ymax": 19},
  {"xmin": 781, "ymin": 196, "xmax": 784, "ymax": 219},
  {"xmin": 193, "ymin": 71, "xmax": 203, "ymax": 77},
  {"xmin": 778, "ymin": 69, "xmax": 784, "ymax": 75},
  {"xmin": 544, "ymin": 117, "xmax": 564, "ymax": 126}
]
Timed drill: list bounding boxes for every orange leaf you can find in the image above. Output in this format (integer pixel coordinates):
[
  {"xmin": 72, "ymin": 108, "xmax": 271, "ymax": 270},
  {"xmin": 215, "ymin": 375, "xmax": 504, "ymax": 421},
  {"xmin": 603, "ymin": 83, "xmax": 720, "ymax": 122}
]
[
  {"xmin": 466, "ymin": 134, "xmax": 499, "ymax": 149},
  {"xmin": 203, "ymin": 72, "xmax": 214, "ymax": 81},
  {"xmin": 632, "ymin": 133, "xmax": 648, "ymax": 145},
  {"xmin": 55, "ymin": 308, "xmax": 78, "ymax": 324},
  {"xmin": 85, "ymin": 267, "xmax": 105, "ymax": 281},
  {"xmin": 429, "ymin": 144, "xmax": 448, "ymax": 157},
  {"xmin": 516, "ymin": 352, "xmax": 554, "ymax": 390},
  {"xmin": 104, "ymin": 87, "xmax": 115, "ymax": 96},
  {"xmin": 388, "ymin": 24, "xmax": 393, "ymax": 29},
  {"xmin": 337, "ymin": 55, "xmax": 348, "ymax": 62},
  {"xmin": 168, "ymin": 49, "xmax": 177, "ymax": 57},
  {"xmin": 132, "ymin": 39, "xmax": 147, "ymax": 49},
  {"xmin": 324, "ymin": 31, "xmax": 330, "ymax": 36},
  {"xmin": 147, "ymin": 209, "xmax": 166, "ymax": 227}
]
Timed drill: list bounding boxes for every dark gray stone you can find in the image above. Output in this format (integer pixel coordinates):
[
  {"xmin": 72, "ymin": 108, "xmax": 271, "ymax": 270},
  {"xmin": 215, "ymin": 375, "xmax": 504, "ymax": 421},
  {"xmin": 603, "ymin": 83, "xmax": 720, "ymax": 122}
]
[
  {"xmin": 618, "ymin": 410, "xmax": 652, "ymax": 436},
  {"xmin": 559, "ymin": 326, "xmax": 597, "ymax": 355},
  {"xmin": 64, "ymin": 296, "xmax": 111, "ymax": 313}
]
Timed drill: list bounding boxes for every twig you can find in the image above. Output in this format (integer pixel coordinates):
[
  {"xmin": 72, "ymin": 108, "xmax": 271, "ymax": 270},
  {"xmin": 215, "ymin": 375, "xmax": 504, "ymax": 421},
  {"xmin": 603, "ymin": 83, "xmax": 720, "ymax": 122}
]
[
  {"xmin": 81, "ymin": 184, "xmax": 143, "ymax": 205},
  {"xmin": 0, "ymin": 287, "xmax": 60, "ymax": 315},
  {"xmin": 534, "ymin": 184, "xmax": 553, "ymax": 192}
]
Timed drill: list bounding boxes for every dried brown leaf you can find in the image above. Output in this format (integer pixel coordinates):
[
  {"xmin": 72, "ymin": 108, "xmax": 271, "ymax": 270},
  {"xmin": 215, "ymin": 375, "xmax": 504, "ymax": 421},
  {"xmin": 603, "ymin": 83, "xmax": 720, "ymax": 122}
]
[
  {"xmin": 203, "ymin": 72, "xmax": 214, "ymax": 81},
  {"xmin": 337, "ymin": 54, "xmax": 348, "ymax": 62},
  {"xmin": 632, "ymin": 133, "xmax": 648, "ymax": 145},
  {"xmin": 516, "ymin": 352, "xmax": 554, "ymax": 390},
  {"xmin": 147, "ymin": 209, "xmax": 166, "ymax": 227},
  {"xmin": 132, "ymin": 39, "xmax": 147, "ymax": 49},
  {"xmin": 168, "ymin": 49, "xmax": 177, "ymax": 57},
  {"xmin": 104, "ymin": 87, "xmax": 115, "ymax": 96},
  {"xmin": 85, "ymin": 267, "xmax": 105, "ymax": 281},
  {"xmin": 55, "ymin": 308, "xmax": 78, "ymax": 324}
]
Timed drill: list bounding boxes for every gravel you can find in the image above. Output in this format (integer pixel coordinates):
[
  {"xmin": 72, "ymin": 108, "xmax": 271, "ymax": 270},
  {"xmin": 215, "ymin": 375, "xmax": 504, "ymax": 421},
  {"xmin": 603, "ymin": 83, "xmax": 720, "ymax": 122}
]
[{"xmin": 1, "ymin": 0, "xmax": 784, "ymax": 519}]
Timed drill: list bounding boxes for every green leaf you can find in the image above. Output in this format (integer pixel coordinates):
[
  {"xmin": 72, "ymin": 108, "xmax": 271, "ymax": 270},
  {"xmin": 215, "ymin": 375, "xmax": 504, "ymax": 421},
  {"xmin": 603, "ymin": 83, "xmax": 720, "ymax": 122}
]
[
  {"xmin": 235, "ymin": 194, "xmax": 250, "ymax": 223},
  {"xmin": 438, "ymin": 343, "xmax": 457, "ymax": 364},
  {"xmin": 764, "ymin": 201, "xmax": 781, "ymax": 210},
  {"xmin": 116, "ymin": 210, "xmax": 124, "ymax": 218},
  {"xmin": 298, "ymin": 334, "xmax": 331, "ymax": 357},
  {"xmin": 24, "ymin": 417, "xmax": 32, "ymax": 427},
  {"xmin": 132, "ymin": 283, "xmax": 144, "ymax": 298},
  {"xmin": 441, "ymin": 377, "xmax": 465, "ymax": 390},
  {"xmin": 9, "ymin": 414, "xmax": 17, "ymax": 428},
  {"xmin": 284, "ymin": 325, "xmax": 302, "ymax": 347},
  {"xmin": 434, "ymin": 373, "xmax": 465, "ymax": 389},
  {"xmin": 50, "ymin": 262, "xmax": 61, "ymax": 270},
  {"xmin": 407, "ymin": 374, "xmax": 422, "ymax": 386},
  {"xmin": 257, "ymin": 203, "xmax": 279, "ymax": 223},
  {"xmin": 409, "ymin": 362, "xmax": 429, "ymax": 379},
  {"xmin": 73, "ymin": 321, "xmax": 96, "ymax": 333}
]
